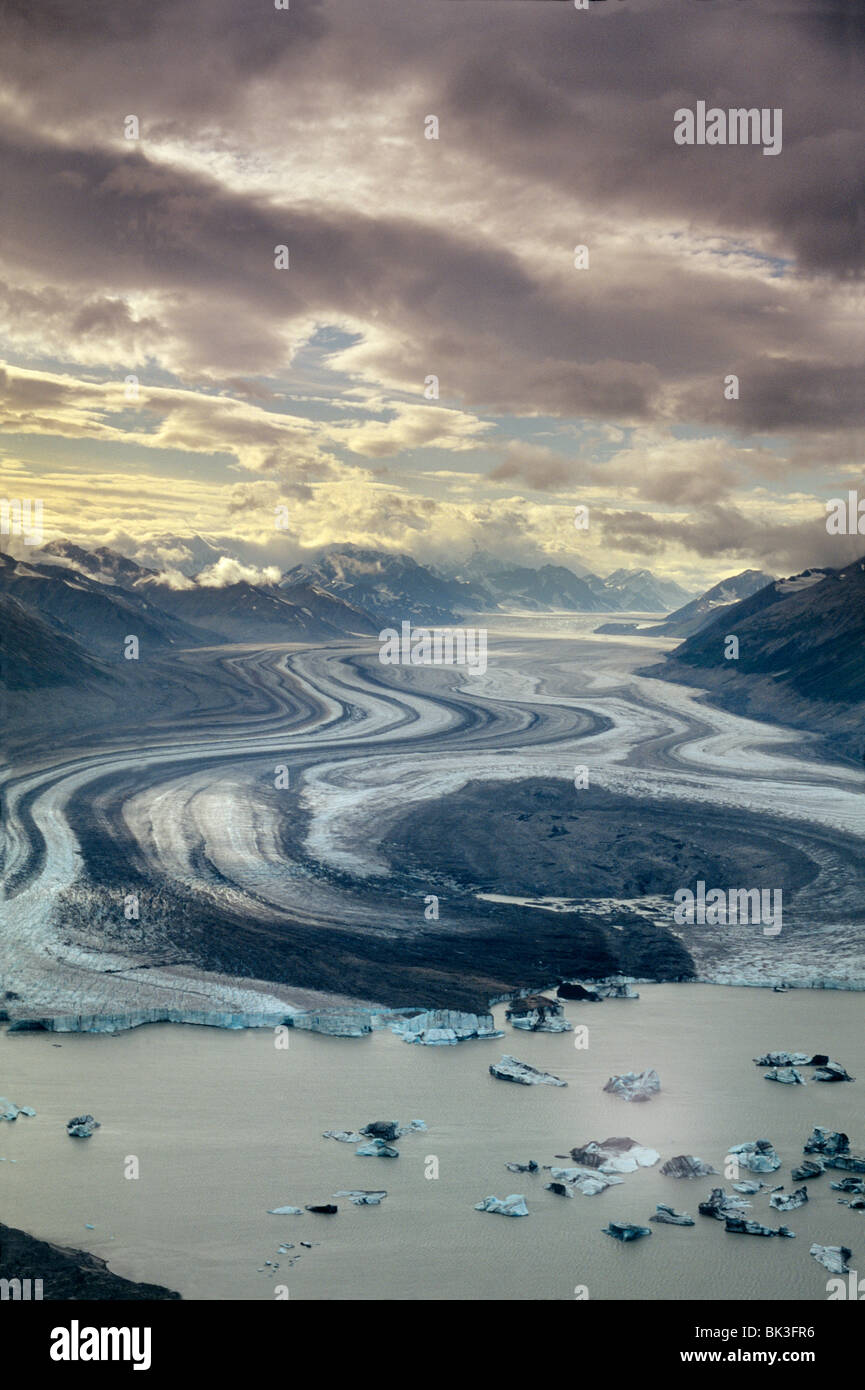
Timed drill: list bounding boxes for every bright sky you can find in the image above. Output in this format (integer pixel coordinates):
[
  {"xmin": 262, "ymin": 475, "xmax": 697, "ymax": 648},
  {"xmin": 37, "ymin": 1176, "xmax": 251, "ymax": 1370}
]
[{"xmin": 0, "ymin": 0, "xmax": 863, "ymax": 586}]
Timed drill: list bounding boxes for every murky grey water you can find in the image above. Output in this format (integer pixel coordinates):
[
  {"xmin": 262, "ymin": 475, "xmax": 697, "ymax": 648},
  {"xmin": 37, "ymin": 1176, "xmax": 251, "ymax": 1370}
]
[{"xmin": 2, "ymin": 985, "xmax": 864, "ymax": 1301}]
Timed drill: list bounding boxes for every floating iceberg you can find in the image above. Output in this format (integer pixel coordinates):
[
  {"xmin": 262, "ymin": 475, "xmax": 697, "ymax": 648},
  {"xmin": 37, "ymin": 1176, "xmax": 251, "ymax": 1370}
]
[
  {"xmin": 474, "ymin": 1194, "xmax": 529, "ymax": 1217},
  {"xmin": 727, "ymin": 1139, "xmax": 781, "ymax": 1173},
  {"xmin": 392, "ymin": 1011, "xmax": 502, "ymax": 1045},
  {"xmin": 769, "ymin": 1186, "xmax": 809, "ymax": 1212},
  {"xmin": 0, "ymin": 1098, "xmax": 35, "ymax": 1121},
  {"xmin": 333, "ymin": 1191, "xmax": 387, "ymax": 1206},
  {"xmin": 804, "ymin": 1127, "xmax": 849, "ymax": 1156},
  {"xmin": 603, "ymin": 1070, "xmax": 660, "ymax": 1102},
  {"xmin": 489, "ymin": 1055, "xmax": 566, "ymax": 1087},
  {"xmin": 506, "ymin": 995, "xmax": 571, "ymax": 1033},
  {"xmin": 660, "ymin": 1155, "xmax": 717, "ymax": 1179},
  {"xmin": 725, "ymin": 1217, "xmax": 795, "ymax": 1238},
  {"xmin": 810, "ymin": 1244, "xmax": 851, "ymax": 1275},
  {"xmin": 603, "ymin": 1222, "xmax": 652, "ymax": 1242},
  {"xmin": 650, "ymin": 1205, "xmax": 694, "ymax": 1227}
]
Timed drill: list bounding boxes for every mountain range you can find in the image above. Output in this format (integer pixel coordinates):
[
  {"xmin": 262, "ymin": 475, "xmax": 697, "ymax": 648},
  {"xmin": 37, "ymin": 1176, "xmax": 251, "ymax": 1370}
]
[
  {"xmin": 644, "ymin": 557, "xmax": 865, "ymax": 749},
  {"xmin": 644, "ymin": 569, "xmax": 776, "ymax": 638},
  {"xmin": 600, "ymin": 567, "xmax": 695, "ymax": 613},
  {"xmin": 285, "ymin": 544, "xmax": 694, "ymax": 621},
  {"xmin": 282, "ymin": 546, "xmax": 488, "ymax": 627},
  {"xmin": 32, "ymin": 542, "xmax": 378, "ymax": 644},
  {"xmin": 10, "ymin": 538, "xmax": 854, "ymax": 728},
  {"xmin": 3, "ymin": 539, "xmax": 864, "ymax": 758},
  {"xmin": 0, "ymin": 551, "xmax": 205, "ymax": 657}
]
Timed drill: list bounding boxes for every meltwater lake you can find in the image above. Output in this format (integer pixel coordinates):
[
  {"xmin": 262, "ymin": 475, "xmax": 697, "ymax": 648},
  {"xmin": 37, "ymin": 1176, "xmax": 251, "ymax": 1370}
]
[{"xmin": 3, "ymin": 984, "xmax": 864, "ymax": 1301}]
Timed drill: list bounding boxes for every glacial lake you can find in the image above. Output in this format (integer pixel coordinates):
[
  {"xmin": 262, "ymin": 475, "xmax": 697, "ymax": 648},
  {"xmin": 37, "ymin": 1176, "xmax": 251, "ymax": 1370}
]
[{"xmin": 3, "ymin": 983, "xmax": 864, "ymax": 1301}]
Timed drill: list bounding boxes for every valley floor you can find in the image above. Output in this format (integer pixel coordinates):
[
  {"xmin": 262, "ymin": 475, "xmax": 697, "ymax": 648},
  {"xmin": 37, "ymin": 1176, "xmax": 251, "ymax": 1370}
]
[{"xmin": 3, "ymin": 613, "xmax": 865, "ymax": 1026}]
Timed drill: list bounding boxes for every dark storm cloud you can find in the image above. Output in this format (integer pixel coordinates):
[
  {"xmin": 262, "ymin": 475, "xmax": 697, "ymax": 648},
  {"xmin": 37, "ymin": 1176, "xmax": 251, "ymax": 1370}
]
[
  {"xmin": 3, "ymin": 0, "xmax": 863, "ymax": 277},
  {"xmin": 0, "ymin": 124, "xmax": 541, "ymax": 380},
  {"xmin": 0, "ymin": 5, "xmax": 858, "ymax": 450},
  {"xmin": 437, "ymin": 7, "xmax": 864, "ymax": 279},
  {"xmin": 0, "ymin": 0, "xmax": 327, "ymax": 115},
  {"xmin": 419, "ymin": 2, "xmax": 865, "ymax": 280},
  {"xmin": 595, "ymin": 501, "xmax": 865, "ymax": 573},
  {"xmin": 681, "ymin": 361, "xmax": 865, "ymax": 432},
  {"xmin": 489, "ymin": 442, "xmax": 579, "ymax": 491},
  {"xmin": 0, "ymin": 119, "xmax": 677, "ymax": 410},
  {"xmin": 0, "ymin": 0, "xmax": 863, "ymax": 579}
]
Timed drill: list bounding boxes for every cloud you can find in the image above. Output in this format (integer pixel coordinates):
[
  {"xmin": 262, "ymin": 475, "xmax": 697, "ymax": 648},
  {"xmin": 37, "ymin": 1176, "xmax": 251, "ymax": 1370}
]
[
  {"xmin": 0, "ymin": 0, "xmax": 863, "ymax": 583},
  {"xmin": 0, "ymin": 362, "xmax": 343, "ymax": 479},
  {"xmin": 0, "ymin": 101, "xmax": 856, "ymax": 433},
  {"xmin": 194, "ymin": 556, "xmax": 282, "ymax": 588},
  {"xmin": 489, "ymin": 442, "xmax": 578, "ymax": 492},
  {"xmin": 333, "ymin": 403, "xmax": 492, "ymax": 458},
  {"xmin": 594, "ymin": 498, "xmax": 865, "ymax": 575}
]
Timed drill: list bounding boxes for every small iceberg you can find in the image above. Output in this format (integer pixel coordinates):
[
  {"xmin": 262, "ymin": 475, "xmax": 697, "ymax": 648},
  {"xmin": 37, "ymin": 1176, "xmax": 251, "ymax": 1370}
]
[
  {"xmin": 474, "ymin": 1194, "xmax": 529, "ymax": 1217},
  {"xmin": 603, "ymin": 1069, "xmax": 660, "ymax": 1102},
  {"xmin": 650, "ymin": 1205, "xmax": 694, "ymax": 1227},
  {"xmin": 489, "ymin": 1055, "xmax": 566, "ymax": 1087},
  {"xmin": 0, "ymin": 1098, "xmax": 36, "ymax": 1121},
  {"xmin": 769, "ymin": 1186, "xmax": 809, "ymax": 1212},
  {"xmin": 391, "ymin": 1010, "xmax": 502, "ymax": 1046},
  {"xmin": 66, "ymin": 1114, "xmax": 100, "ymax": 1139},
  {"xmin": 505, "ymin": 995, "xmax": 572, "ymax": 1033},
  {"xmin": 727, "ymin": 1139, "xmax": 781, "ymax": 1173},
  {"xmin": 333, "ymin": 1191, "xmax": 387, "ymax": 1206},
  {"xmin": 724, "ymin": 1217, "xmax": 795, "ymax": 1238},
  {"xmin": 355, "ymin": 1139, "xmax": 399, "ymax": 1158},
  {"xmin": 602, "ymin": 1222, "xmax": 652, "ymax": 1242},
  {"xmin": 660, "ymin": 1155, "xmax": 718, "ymax": 1179},
  {"xmin": 810, "ymin": 1244, "xmax": 851, "ymax": 1275},
  {"xmin": 804, "ymin": 1127, "xmax": 849, "ymax": 1156}
]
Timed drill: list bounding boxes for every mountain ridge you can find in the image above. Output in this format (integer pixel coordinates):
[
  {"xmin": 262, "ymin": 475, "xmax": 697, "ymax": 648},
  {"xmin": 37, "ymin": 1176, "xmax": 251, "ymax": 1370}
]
[{"xmin": 643, "ymin": 555, "xmax": 865, "ymax": 755}]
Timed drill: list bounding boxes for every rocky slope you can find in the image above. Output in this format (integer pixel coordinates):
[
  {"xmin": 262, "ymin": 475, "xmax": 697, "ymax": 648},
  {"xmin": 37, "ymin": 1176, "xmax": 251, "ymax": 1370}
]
[
  {"xmin": 149, "ymin": 577, "xmax": 376, "ymax": 641},
  {"xmin": 648, "ymin": 569, "xmax": 775, "ymax": 638},
  {"xmin": 0, "ymin": 1223, "xmax": 181, "ymax": 1299},
  {"xmin": 644, "ymin": 556, "xmax": 865, "ymax": 755},
  {"xmin": 4, "ymin": 545, "xmax": 377, "ymax": 652},
  {"xmin": 0, "ymin": 592, "xmax": 109, "ymax": 690},
  {"xmin": 0, "ymin": 552, "xmax": 207, "ymax": 656}
]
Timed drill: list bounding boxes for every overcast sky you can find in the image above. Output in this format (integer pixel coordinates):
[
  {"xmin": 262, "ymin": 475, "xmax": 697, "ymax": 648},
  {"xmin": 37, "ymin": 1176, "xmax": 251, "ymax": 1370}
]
[{"xmin": 0, "ymin": 0, "xmax": 863, "ymax": 586}]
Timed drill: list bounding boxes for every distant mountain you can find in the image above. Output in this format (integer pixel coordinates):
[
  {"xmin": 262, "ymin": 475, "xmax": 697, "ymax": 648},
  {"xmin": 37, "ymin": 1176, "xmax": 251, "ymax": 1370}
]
[
  {"xmin": 0, "ymin": 552, "xmax": 207, "ymax": 657},
  {"xmin": 39, "ymin": 540, "xmax": 160, "ymax": 590},
  {"xmin": 644, "ymin": 556, "xmax": 865, "ymax": 747},
  {"xmin": 457, "ymin": 556, "xmax": 695, "ymax": 615},
  {"xmin": 0, "ymin": 592, "xmax": 108, "ymax": 690},
  {"xmin": 124, "ymin": 532, "xmax": 244, "ymax": 578},
  {"xmin": 448, "ymin": 549, "xmax": 512, "ymax": 583},
  {"xmin": 446, "ymin": 551, "xmax": 608, "ymax": 612},
  {"xmin": 455, "ymin": 548, "xmax": 599, "ymax": 583},
  {"xmin": 385, "ymin": 549, "xmax": 693, "ymax": 617},
  {"xmin": 48, "ymin": 531, "xmax": 261, "ymax": 580},
  {"xmin": 23, "ymin": 541, "xmax": 702, "ymax": 658},
  {"xmin": 475, "ymin": 562, "xmax": 610, "ymax": 612},
  {"xmin": 649, "ymin": 570, "xmax": 775, "ymax": 638},
  {"xmin": 33, "ymin": 543, "xmax": 376, "ymax": 644},
  {"xmin": 600, "ymin": 568, "xmax": 694, "ymax": 612},
  {"xmin": 282, "ymin": 545, "xmax": 486, "ymax": 625},
  {"xmin": 151, "ymin": 577, "xmax": 377, "ymax": 641}
]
